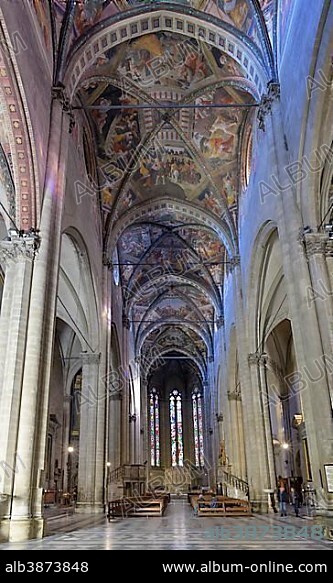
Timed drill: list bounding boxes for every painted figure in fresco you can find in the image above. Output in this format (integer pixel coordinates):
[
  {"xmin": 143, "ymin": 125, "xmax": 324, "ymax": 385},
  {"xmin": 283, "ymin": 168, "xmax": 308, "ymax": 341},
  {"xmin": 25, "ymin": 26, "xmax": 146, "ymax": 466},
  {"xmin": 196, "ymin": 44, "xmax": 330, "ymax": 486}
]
[
  {"xmin": 200, "ymin": 189, "xmax": 223, "ymax": 216},
  {"xmin": 74, "ymin": 0, "xmax": 109, "ymax": 36},
  {"xmin": 223, "ymin": 172, "xmax": 236, "ymax": 205},
  {"xmin": 33, "ymin": 0, "xmax": 50, "ymax": 49}
]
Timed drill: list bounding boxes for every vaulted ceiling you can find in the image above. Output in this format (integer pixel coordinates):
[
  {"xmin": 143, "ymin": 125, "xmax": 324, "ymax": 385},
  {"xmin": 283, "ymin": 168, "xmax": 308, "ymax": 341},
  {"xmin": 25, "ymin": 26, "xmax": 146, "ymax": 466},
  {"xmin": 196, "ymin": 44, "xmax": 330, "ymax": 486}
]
[{"xmin": 49, "ymin": 0, "xmax": 277, "ymax": 380}]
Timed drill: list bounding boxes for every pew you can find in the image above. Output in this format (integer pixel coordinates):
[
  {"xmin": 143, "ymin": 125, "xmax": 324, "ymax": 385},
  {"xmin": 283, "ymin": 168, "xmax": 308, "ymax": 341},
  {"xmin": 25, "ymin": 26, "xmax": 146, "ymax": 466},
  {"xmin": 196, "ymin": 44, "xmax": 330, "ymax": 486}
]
[
  {"xmin": 189, "ymin": 494, "xmax": 251, "ymax": 517},
  {"xmin": 107, "ymin": 494, "xmax": 169, "ymax": 520}
]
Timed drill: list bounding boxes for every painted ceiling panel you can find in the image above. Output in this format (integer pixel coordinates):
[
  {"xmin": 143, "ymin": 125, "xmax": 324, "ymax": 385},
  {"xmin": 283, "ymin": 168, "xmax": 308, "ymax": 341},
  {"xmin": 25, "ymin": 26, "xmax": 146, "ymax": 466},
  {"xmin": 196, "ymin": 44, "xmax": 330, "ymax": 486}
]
[
  {"xmin": 55, "ymin": 0, "xmax": 274, "ymax": 373},
  {"xmin": 79, "ymin": 32, "xmax": 254, "ymax": 218}
]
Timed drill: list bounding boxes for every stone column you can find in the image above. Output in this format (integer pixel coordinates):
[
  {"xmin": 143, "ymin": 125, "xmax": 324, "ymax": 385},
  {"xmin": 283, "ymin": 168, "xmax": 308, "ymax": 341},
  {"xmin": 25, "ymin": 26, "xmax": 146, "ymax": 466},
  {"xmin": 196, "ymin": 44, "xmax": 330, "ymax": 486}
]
[
  {"xmin": 267, "ymin": 97, "xmax": 333, "ymax": 513},
  {"xmin": 62, "ymin": 395, "xmax": 72, "ymax": 493},
  {"xmin": 304, "ymin": 234, "xmax": 333, "ymax": 407},
  {"xmin": 236, "ymin": 397, "xmax": 246, "ymax": 480},
  {"xmin": 258, "ymin": 356, "xmax": 277, "ymax": 490},
  {"xmin": 246, "ymin": 353, "xmax": 270, "ymax": 510},
  {"xmin": 3, "ymin": 93, "xmax": 70, "ymax": 542},
  {"xmin": 129, "ymin": 414, "xmax": 137, "ymax": 464},
  {"xmin": 231, "ymin": 258, "xmax": 269, "ymax": 511},
  {"xmin": 77, "ymin": 351, "xmax": 102, "ymax": 512},
  {"xmin": 121, "ymin": 315, "xmax": 130, "ymax": 465},
  {"xmin": 140, "ymin": 373, "xmax": 149, "ymax": 490},
  {"xmin": 109, "ymin": 392, "xmax": 122, "ymax": 471},
  {"xmin": 0, "ymin": 237, "xmax": 36, "ymax": 533},
  {"xmin": 227, "ymin": 391, "xmax": 242, "ymax": 477}
]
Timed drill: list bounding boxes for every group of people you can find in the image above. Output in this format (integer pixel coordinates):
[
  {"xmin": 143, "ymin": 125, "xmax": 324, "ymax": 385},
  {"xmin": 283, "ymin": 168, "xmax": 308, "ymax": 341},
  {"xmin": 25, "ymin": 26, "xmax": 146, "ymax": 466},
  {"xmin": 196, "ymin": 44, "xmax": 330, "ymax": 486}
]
[{"xmin": 276, "ymin": 477, "xmax": 303, "ymax": 518}]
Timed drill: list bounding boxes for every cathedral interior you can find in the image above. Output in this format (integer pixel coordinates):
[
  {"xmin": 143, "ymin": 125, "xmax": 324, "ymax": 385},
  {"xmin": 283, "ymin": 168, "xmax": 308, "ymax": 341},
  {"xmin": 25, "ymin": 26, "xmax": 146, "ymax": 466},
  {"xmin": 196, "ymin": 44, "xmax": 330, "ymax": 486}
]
[{"xmin": 0, "ymin": 0, "xmax": 332, "ymax": 550}]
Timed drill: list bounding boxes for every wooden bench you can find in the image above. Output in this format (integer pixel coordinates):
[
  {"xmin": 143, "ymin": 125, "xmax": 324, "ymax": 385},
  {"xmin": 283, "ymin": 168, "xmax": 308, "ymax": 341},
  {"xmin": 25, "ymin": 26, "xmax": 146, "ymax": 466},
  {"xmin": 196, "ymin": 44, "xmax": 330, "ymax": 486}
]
[
  {"xmin": 107, "ymin": 494, "xmax": 169, "ymax": 520},
  {"xmin": 190, "ymin": 495, "xmax": 251, "ymax": 517}
]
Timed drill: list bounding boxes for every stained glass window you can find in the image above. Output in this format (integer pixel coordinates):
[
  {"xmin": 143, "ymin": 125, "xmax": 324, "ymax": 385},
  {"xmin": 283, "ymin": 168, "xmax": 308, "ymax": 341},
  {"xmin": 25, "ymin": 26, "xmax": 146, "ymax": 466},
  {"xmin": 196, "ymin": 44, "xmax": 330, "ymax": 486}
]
[
  {"xmin": 150, "ymin": 388, "xmax": 160, "ymax": 466},
  {"xmin": 192, "ymin": 389, "xmax": 204, "ymax": 467},
  {"xmin": 170, "ymin": 390, "xmax": 184, "ymax": 466}
]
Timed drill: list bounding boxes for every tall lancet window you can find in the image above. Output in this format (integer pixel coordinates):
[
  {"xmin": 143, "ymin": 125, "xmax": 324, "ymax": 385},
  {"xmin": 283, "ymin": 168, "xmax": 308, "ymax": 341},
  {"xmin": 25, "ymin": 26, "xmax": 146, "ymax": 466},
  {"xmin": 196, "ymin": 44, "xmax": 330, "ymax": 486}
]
[
  {"xmin": 192, "ymin": 388, "xmax": 204, "ymax": 467},
  {"xmin": 170, "ymin": 390, "xmax": 184, "ymax": 466},
  {"xmin": 150, "ymin": 388, "xmax": 160, "ymax": 467}
]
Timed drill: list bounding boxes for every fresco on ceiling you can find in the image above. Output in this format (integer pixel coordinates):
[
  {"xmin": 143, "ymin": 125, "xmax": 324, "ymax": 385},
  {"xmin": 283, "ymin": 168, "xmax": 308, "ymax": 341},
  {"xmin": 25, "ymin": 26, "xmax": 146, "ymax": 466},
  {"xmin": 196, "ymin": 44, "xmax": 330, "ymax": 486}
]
[
  {"xmin": 204, "ymin": 0, "xmax": 261, "ymax": 49},
  {"xmin": 176, "ymin": 227, "xmax": 224, "ymax": 285},
  {"xmin": 79, "ymin": 1, "xmax": 264, "ymax": 52},
  {"xmin": 79, "ymin": 28, "xmax": 253, "ymax": 216},
  {"xmin": 117, "ymin": 222, "xmax": 224, "ymax": 291},
  {"xmin": 186, "ymin": 288, "xmax": 214, "ymax": 319},
  {"xmin": 86, "ymin": 32, "xmax": 246, "ymax": 90},
  {"xmin": 178, "ymin": 227, "xmax": 224, "ymax": 261},
  {"xmin": 154, "ymin": 304, "xmax": 193, "ymax": 322},
  {"xmin": 129, "ymin": 144, "xmax": 205, "ymax": 199},
  {"xmin": 53, "ymin": 0, "xmax": 117, "ymax": 44},
  {"xmin": 31, "ymin": 0, "xmax": 52, "ymax": 50},
  {"xmin": 73, "ymin": 0, "xmax": 115, "ymax": 36},
  {"xmin": 119, "ymin": 224, "xmax": 164, "ymax": 258},
  {"xmin": 142, "ymin": 326, "xmax": 208, "ymax": 358}
]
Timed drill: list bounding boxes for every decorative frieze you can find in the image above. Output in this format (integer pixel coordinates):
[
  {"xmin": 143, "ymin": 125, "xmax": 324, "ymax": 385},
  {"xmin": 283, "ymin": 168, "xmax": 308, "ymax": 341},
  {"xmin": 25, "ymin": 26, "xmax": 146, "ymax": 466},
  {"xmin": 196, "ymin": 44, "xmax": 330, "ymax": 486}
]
[
  {"xmin": 122, "ymin": 313, "xmax": 130, "ymax": 329},
  {"xmin": 0, "ymin": 232, "xmax": 40, "ymax": 265},
  {"xmin": 248, "ymin": 352, "xmax": 267, "ymax": 367},
  {"xmin": 257, "ymin": 82, "xmax": 280, "ymax": 131},
  {"xmin": 248, "ymin": 352, "xmax": 260, "ymax": 366},
  {"xmin": 51, "ymin": 85, "xmax": 75, "ymax": 134},
  {"xmin": 303, "ymin": 233, "xmax": 333, "ymax": 258}
]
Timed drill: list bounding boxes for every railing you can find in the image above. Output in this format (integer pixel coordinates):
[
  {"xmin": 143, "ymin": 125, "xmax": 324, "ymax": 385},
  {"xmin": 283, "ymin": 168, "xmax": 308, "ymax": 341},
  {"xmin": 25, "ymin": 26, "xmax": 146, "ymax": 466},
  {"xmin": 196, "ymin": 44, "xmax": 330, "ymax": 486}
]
[
  {"xmin": 109, "ymin": 466, "xmax": 124, "ymax": 483},
  {"xmin": 222, "ymin": 471, "xmax": 249, "ymax": 497}
]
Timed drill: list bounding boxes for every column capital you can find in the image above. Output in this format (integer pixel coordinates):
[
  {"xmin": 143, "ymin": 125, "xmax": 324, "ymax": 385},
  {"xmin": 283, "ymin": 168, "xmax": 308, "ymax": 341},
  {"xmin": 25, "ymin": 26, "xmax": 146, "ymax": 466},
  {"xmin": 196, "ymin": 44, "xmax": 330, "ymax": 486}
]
[
  {"xmin": 109, "ymin": 391, "xmax": 122, "ymax": 401},
  {"xmin": 51, "ymin": 84, "xmax": 75, "ymax": 133},
  {"xmin": 122, "ymin": 313, "xmax": 130, "ymax": 330},
  {"xmin": 248, "ymin": 352, "xmax": 259, "ymax": 366},
  {"xmin": 303, "ymin": 233, "xmax": 333, "ymax": 257},
  {"xmin": 248, "ymin": 352, "xmax": 267, "ymax": 366},
  {"xmin": 229, "ymin": 255, "xmax": 240, "ymax": 270},
  {"xmin": 81, "ymin": 351, "xmax": 101, "ymax": 365},
  {"xmin": 216, "ymin": 315, "xmax": 224, "ymax": 329},
  {"xmin": 227, "ymin": 390, "xmax": 242, "ymax": 401},
  {"xmin": 257, "ymin": 82, "xmax": 280, "ymax": 131},
  {"xmin": 0, "ymin": 232, "xmax": 40, "ymax": 265},
  {"xmin": 102, "ymin": 255, "xmax": 112, "ymax": 269}
]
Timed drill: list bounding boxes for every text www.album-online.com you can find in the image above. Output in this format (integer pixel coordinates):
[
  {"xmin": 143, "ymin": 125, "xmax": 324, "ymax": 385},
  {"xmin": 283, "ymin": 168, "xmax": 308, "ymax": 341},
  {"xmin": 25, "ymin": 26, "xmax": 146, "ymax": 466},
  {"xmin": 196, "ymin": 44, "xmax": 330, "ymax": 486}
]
[{"xmin": 162, "ymin": 562, "xmax": 328, "ymax": 574}]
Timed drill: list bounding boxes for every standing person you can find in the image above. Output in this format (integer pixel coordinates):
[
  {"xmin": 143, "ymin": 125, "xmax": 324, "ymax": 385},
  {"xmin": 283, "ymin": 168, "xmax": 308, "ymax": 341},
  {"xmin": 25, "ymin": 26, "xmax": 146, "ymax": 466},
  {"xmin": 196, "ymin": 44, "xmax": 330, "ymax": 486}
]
[
  {"xmin": 277, "ymin": 485, "xmax": 288, "ymax": 516},
  {"xmin": 291, "ymin": 487, "xmax": 301, "ymax": 517}
]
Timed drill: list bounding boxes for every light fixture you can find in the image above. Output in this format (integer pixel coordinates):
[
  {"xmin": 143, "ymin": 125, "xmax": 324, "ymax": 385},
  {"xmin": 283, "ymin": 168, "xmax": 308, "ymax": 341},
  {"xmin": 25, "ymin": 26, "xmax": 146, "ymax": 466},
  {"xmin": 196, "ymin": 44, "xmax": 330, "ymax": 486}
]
[
  {"xmin": 281, "ymin": 442, "xmax": 289, "ymax": 450},
  {"xmin": 68, "ymin": 446, "xmax": 74, "ymax": 453},
  {"xmin": 106, "ymin": 462, "xmax": 111, "ymax": 467}
]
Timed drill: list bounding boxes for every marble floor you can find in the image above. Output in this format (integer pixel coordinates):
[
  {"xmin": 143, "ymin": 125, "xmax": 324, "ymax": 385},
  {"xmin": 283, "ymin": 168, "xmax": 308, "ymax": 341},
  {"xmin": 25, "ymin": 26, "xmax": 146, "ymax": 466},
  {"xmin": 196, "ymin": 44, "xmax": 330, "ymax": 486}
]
[{"xmin": 0, "ymin": 498, "xmax": 332, "ymax": 550}]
